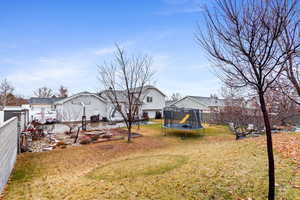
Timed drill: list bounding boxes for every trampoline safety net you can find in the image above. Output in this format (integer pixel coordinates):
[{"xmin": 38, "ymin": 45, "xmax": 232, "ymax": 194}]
[{"xmin": 163, "ymin": 107, "xmax": 203, "ymax": 130}]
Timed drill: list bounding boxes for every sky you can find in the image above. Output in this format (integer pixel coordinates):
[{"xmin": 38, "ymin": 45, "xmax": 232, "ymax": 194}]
[{"xmin": 0, "ymin": 0, "xmax": 222, "ymax": 98}]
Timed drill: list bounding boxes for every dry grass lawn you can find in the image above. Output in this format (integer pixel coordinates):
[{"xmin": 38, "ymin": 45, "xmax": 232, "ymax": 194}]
[{"xmin": 2, "ymin": 123, "xmax": 300, "ymax": 200}]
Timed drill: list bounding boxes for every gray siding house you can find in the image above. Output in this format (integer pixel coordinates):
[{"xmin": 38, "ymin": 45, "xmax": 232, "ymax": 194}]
[
  {"xmin": 169, "ymin": 96, "xmax": 225, "ymax": 113},
  {"xmin": 54, "ymin": 86, "xmax": 166, "ymax": 122},
  {"xmin": 54, "ymin": 92, "xmax": 107, "ymax": 122}
]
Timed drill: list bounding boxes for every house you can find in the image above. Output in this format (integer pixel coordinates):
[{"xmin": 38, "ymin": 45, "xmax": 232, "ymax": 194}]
[
  {"xmin": 169, "ymin": 95, "xmax": 225, "ymax": 113},
  {"xmin": 28, "ymin": 97, "xmax": 64, "ymax": 122},
  {"xmin": 24, "ymin": 86, "xmax": 165, "ymax": 123},
  {"xmin": 99, "ymin": 85, "xmax": 166, "ymax": 120},
  {"xmin": 165, "ymin": 100, "xmax": 177, "ymax": 107},
  {"xmin": 54, "ymin": 92, "xmax": 107, "ymax": 122},
  {"xmin": 139, "ymin": 85, "xmax": 166, "ymax": 118},
  {"xmin": 0, "ymin": 105, "xmax": 30, "ymax": 128},
  {"xmin": 99, "ymin": 90, "xmax": 138, "ymax": 121}
]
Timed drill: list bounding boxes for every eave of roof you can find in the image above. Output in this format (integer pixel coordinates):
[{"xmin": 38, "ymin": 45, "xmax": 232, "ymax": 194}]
[{"xmin": 169, "ymin": 96, "xmax": 209, "ymax": 107}]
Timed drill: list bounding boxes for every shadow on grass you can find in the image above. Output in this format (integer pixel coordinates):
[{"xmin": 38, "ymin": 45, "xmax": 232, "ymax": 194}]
[{"xmin": 163, "ymin": 130, "xmax": 205, "ymax": 140}]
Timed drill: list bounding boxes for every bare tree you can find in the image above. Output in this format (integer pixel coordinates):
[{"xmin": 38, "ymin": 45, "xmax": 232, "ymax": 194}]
[
  {"xmin": 169, "ymin": 92, "xmax": 182, "ymax": 101},
  {"xmin": 0, "ymin": 78, "xmax": 14, "ymax": 106},
  {"xmin": 6, "ymin": 94, "xmax": 28, "ymax": 106},
  {"xmin": 34, "ymin": 87, "xmax": 53, "ymax": 98},
  {"xmin": 265, "ymin": 87, "xmax": 299, "ymax": 126},
  {"xmin": 276, "ymin": 8, "xmax": 300, "ymax": 104},
  {"xmin": 196, "ymin": 0, "xmax": 298, "ymax": 199},
  {"xmin": 217, "ymin": 86, "xmax": 263, "ymax": 134},
  {"xmin": 98, "ymin": 45, "xmax": 154, "ymax": 142},
  {"xmin": 58, "ymin": 85, "xmax": 68, "ymax": 98}
]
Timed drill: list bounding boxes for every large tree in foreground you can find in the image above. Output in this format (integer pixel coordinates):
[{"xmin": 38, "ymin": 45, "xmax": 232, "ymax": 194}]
[
  {"xmin": 196, "ymin": 0, "xmax": 298, "ymax": 199},
  {"xmin": 98, "ymin": 45, "xmax": 154, "ymax": 142}
]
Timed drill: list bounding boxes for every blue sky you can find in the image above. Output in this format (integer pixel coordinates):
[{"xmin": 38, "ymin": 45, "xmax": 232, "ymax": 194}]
[{"xmin": 0, "ymin": 0, "xmax": 221, "ymax": 98}]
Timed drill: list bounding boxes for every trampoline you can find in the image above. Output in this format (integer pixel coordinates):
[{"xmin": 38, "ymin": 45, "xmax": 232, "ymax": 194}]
[{"xmin": 162, "ymin": 107, "xmax": 203, "ymax": 137}]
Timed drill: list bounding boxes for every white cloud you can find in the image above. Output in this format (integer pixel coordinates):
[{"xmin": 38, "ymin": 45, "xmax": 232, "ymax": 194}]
[
  {"xmin": 93, "ymin": 47, "xmax": 115, "ymax": 56},
  {"xmin": 93, "ymin": 41, "xmax": 136, "ymax": 56},
  {"xmin": 2, "ymin": 32, "xmax": 219, "ymax": 98},
  {"xmin": 158, "ymin": 77, "xmax": 222, "ymax": 98},
  {"xmin": 6, "ymin": 54, "xmax": 98, "ymax": 97}
]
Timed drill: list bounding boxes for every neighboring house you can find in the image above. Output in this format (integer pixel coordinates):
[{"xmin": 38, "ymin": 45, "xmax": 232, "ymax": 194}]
[
  {"xmin": 54, "ymin": 92, "xmax": 107, "ymax": 122},
  {"xmin": 99, "ymin": 85, "xmax": 166, "ymax": 119},
  {"xmin": 99, "ymin": 90, "xmax": 139, "ymax": 121},
  {"xmin": 170, "ymin": 96, "xmax": 225, "ymax": 113},
  {"xmin": 28, "ymin": 97, "xmax": 64, "ymax": 122},
  {"xmin": 140, "ymin": 85, "xmax": 166, "ymax": 118},
  {"xmin": 165, "ymin": 100, "xmax": 177, "ymax": 107},
  {"xmin": 25, "ymin": 86, "xmax": 165, "ymax": 123},
  {"xmin": 0, "ymin": 105, "xmax": 30, "ymax": 127}
]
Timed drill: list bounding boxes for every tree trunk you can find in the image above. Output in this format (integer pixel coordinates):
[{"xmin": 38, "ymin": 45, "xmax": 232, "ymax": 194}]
[
  {"xmin": 127, "ymin": 124, "xmax": 132, "ymax": 143},
  {"xmin": 258, "ymin": 91, "xmax": 275, "ymax": 200}
]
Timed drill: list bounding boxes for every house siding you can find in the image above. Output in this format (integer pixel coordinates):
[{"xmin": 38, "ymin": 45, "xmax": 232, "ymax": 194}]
[
  {"xmin": 141, "ymin": 88, "xmax": 165, "ymax": 118},
  {"xmin": 56, "ymin": 95, "xmax": 107, "ymax": 122}
]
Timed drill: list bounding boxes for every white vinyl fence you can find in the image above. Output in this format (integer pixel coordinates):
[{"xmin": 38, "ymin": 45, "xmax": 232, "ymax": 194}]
[{"xmin": 0, "ymin": 117, "xmax": 18, "ymax": 193}]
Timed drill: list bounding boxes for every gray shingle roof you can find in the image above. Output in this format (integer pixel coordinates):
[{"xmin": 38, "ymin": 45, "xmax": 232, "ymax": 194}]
[
  {"xmin": 188, "ymin": 96, "xmax": 226, "ymax": 107},
  {"xmin": 54, "ymin": 92, "xmax": 106, "ymax": 105},
  {"xmin": 99, "ymin": 85, "xmax": 164, "ymax": 103},
  {"xmin": 28, "ymin": 97, "xmax": 65, "ymax": 105},
  {"xmin": 166, "ymin": 100, "xmax": 177, "ymax": 106}
]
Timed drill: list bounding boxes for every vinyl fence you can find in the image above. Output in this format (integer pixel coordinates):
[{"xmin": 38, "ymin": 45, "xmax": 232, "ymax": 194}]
[{"xmin": 0, "ymin": 117, "xmax": 18, "ymax": 193}]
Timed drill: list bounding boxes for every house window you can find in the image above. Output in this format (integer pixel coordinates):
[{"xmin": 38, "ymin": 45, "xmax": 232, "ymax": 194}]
[{"xmin": 146, "ymin": 96, "xmax": 153, "ymax": 103}]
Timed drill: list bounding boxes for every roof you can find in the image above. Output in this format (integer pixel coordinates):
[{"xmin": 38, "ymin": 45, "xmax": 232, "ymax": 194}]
[
  {"xmin": 170, "ymin": 96, "xmax": 226, "ymax": 107},
  {"xmin": 28, "ymin": 97, "xmax": 64, "ymax": 105},
  {"xmin": 54, "ymin": 92, "xmax": 106, "ymax": 105},
  {"xmin": 188, "ymin": 96, "xmax": 226, "ymax": 107},
  {"xmin": 99, "ymin": 85, "xmax": 165, "ymax": 103},
  {"xmin": 165, "ymin": 100, "xmax": 177, "ymax": 106},
  {"xmin": 133, "ymin": 85, "xmax": 166, "ymax": 97}
]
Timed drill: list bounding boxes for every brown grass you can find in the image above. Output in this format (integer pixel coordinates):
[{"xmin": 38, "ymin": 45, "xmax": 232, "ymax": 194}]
[{"xmin": 2, "ymin": 124, "xmax": 300, "ymax": 199}]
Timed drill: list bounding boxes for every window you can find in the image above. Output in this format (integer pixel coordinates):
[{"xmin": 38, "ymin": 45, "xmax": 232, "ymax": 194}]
[{"xmin": 146, "ymin": 96, "xmax": 153, "ymax": 103}]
